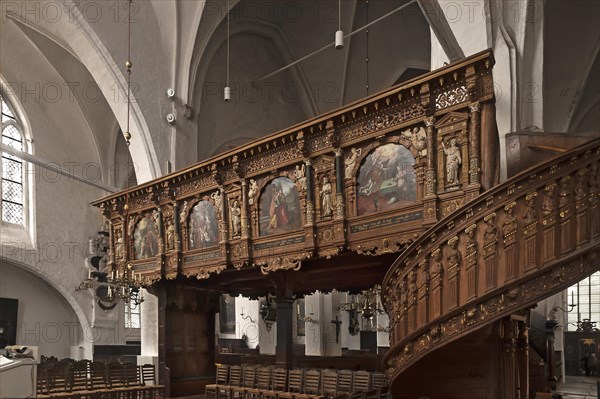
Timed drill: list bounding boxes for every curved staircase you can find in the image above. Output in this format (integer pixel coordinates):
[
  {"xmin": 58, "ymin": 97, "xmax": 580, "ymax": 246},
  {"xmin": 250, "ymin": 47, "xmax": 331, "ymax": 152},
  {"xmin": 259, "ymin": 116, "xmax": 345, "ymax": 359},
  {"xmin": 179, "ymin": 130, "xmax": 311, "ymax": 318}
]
[{"xmin": 382, "ymin": 138, "xmax": 600, "ymax": 398}]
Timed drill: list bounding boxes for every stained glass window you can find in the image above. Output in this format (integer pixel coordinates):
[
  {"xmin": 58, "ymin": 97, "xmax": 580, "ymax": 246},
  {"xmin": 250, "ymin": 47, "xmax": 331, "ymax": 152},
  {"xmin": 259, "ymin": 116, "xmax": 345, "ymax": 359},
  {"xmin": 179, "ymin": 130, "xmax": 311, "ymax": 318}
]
[{"xmin": 1, "ymin": 93, "xmax": 25, "ymax": 225}]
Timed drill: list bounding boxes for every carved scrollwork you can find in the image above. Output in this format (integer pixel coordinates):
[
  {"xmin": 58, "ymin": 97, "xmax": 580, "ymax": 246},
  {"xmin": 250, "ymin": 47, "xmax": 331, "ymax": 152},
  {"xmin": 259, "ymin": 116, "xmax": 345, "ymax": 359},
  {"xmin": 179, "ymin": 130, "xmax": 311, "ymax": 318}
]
[{"xmin": 257, "ymin": 253, "xmax": 310, "ymax": 275}]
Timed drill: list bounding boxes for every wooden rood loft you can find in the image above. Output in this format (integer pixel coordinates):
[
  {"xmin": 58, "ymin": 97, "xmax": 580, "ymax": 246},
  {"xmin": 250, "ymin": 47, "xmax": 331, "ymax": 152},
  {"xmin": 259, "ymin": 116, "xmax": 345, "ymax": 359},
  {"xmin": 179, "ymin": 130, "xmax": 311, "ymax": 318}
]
[{"xmin": 92, "ymin": 49, "xmax": 499, "ymax": 299}]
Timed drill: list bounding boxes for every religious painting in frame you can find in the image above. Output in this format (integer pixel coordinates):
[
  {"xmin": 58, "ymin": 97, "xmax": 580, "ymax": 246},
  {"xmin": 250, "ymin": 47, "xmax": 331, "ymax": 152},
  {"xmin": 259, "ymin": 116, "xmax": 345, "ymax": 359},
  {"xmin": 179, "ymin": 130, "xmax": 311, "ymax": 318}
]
[
  {"xmin": 356, "ymin": 143, "xmax": 417, "ymax": 217},
  {"xmin": 259, "ymin": 177, "xmax": 301, "ymax": 237},
  {"xmin": 219, "ymin": 294, "xmax": 236, "ymax": 334},
  {"xmin": 189, "ymin": 200, "xmax": 219, "ymax": 250},
  {"xmin": 133, "ymin": 215, "xmax": 159, "ymax": 260}
]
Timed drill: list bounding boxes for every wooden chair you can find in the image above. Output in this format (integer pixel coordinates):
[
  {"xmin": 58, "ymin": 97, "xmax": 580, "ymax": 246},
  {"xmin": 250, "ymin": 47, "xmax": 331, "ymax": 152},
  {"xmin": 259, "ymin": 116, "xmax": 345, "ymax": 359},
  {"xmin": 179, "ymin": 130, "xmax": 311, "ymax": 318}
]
[
  {"xmin": 366, "ymin": 373, "xmax": 388, "ymax": 399},
  {"xmin": 206, "ymin": 364, "xmax": 230, "ymax": 399},
  {"xmin": 219, "ymin": 365, "xmax": 242, "ymax": 399},
  {"xmin": 246, "ymin": 367, "xmax": 272, "ymax": 399},
  {"xmin": 261, "ymin": 368, "xmax": 287, "ymax": 399},
  {"xmin": 232, "ymin": 365, "xmax": 256, "ymax": 399},
  {"xmin": 88, "ymin": 361, "xmax": 112, "ymax": 399},
  {"xmin": 295, "ymin": 370, "xmax": 322, "ymax": 399},
  {"xmin": 348, "ymin": 371, "xmax": 370, "ymax": 399},
  {"xmin": 67, "ymin": 360, "xmax": 93, "ymax": 398},
  {"xmin": 320, "ymin": 370, "xmax": 338, "ymax": 398},
  {"xmin": 140, "ymin": 363, "xmax": 165, "ymax": 399},
  {"xmin": 42, "ymin": 361, "xmax": 71, "ymax": 397},
  {"xmin": 335, "ymin": 370, "xmax": 353, "ymax": 398},
  {"xmin": 277, "ymin": 369, "xmax": 303, "ymax": 399}
]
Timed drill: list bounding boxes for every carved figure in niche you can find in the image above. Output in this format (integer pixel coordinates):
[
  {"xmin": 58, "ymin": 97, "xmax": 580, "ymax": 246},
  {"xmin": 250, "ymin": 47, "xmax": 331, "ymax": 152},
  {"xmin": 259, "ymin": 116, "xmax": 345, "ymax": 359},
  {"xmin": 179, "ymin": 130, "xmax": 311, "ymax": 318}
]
[
  {"xmin": 446, "ymin": 238, "xmax": 461, "ymax": 269},
  {"xmin": 180, "ymin": 201, "xmax": 189, "ymax": 225},
  {"xmin": 114, "ymin": 230, "xmax": 124, "ymax": 259},
  {"xmin": 442, "ymin": 138, "xmax": 462, "ymax": 185},
  {"xmin": 406, "ymin": 126, "xmax": 427, "ymax": 157},
  {"xmin": 230, "ymin": 199, "xmax": 242, "ymax": 237},
  {"xmin": 344, "ymin": 147, "xmax": 362, "ymax": 177},
  {"xmin": 189, "ymin": 201, "xmax": 219, "ymax": 249},
  {"xmin": 502, "ymin": 206, "xmax": 517, "ymax": 236},
  {"xmin": 248, "ymin": 179, "xmax": 258, "ymax": 205},
  {"xmin": 165, "ymin": 221, "xmax": 175, "ymax": 250},
  {"xmin": 558, "ymin": 176, "xmax": 571, "ymax": 208},
  {"xmin": 211, "ymin": 191, "xmax": 223, "ymax": 214},
  {"xmin": 575, "ymin": 171, "xmax": 587, "ymax": 202},
  {"xmin": 484, "ymin": 216, "xmax": 498, "ymax": 246},
  {"xmin": 260, "ymin": 177, "xmax": 301, "ymax": 236},
  {"xmin": 133, "ymin": 215, "xmax": 158, "ymax": 260},
  {"xmin": 128, "ymin": 217, "xmax": 136, "ymax": 235},
  {"xmin": 465, "ymin": 225, "xmax": 477, "ymax": 256},
  {"xmin": 356, "ymin": 144, "xmax": 416, "ymax": 216},
  {"xmin": 320, "ymin": 176, "xmax": 333, "ymax": 217},
  {"xmin": 293, "ymin": 164, "xmax": 307, "ymax": 191},
  {"xmin": 541, "ymin": 185, "xmax": 556, "ymax": 216},
  {"xmin": 524, "ymin": 193, "xmax": 537, "ymax": 224},
  {"xmin": 152, "ymin": 209, "xmax": 161, "ymax": 228},
  {"xmin": 431, "ymin": 249, "xmax": 443, "ymax": 277},
  {"xmin": 408, "ymin": 270, "xmax": 418, "ymax": 296}
]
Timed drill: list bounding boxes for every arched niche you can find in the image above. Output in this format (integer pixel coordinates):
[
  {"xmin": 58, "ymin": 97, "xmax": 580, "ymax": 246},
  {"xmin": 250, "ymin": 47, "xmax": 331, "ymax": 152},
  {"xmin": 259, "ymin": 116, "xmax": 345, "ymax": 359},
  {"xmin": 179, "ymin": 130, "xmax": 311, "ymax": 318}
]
[
  {"xmin": 188, "ymin": 200, "xmax": 219, "ymax": 250},
  {"xmin": 356, "ymin": 143, "xmax": 417, "ymax": 217},
  {"xmin": 258, "ymin": 177, "xmax": 301, "ymax": 237},
  {"xmin": 133, "ymin": 215, "xmax": 159, "ymax": 260}
]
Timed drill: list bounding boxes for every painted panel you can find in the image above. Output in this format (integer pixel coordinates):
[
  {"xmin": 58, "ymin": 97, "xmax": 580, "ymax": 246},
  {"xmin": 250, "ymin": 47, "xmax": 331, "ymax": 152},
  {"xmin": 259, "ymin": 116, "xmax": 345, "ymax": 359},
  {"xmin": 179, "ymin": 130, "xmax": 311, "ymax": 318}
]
[
  {"xmin": 189, "ymin": 200, "xmax": 219, "ymax": 250},
  {"xmin": 259, "ymin": 177, "xmax": 301, "ymax": 236},
  {"xmin": 357, "ymin": 144, "xmax": 416, "ymax": 216},
  {"xmin": 134, "ymin": 215, "xmax": 159, "ymax": 260}
]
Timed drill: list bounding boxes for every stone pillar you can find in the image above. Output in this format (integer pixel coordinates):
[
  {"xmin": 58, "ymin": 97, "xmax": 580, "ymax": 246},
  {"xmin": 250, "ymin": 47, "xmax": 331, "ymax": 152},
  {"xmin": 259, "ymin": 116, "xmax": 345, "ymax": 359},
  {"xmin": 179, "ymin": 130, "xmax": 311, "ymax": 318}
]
[
  {"xmin": 275, "ymin": 297, "xmax": 295, "ymax": 369},
  {"xmin": 140, "ymin": 288, "xmax": 159, "ymax": 357}
]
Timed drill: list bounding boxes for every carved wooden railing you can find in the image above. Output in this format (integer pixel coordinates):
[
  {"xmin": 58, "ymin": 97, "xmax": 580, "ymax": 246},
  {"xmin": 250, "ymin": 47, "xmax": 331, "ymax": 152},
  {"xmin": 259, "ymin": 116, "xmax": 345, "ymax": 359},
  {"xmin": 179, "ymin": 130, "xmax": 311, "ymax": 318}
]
[
  {"xmin": 382, "ymin": 138, "xmax": 600, "ymax": 384},
  {"xmin": 91, "ymin": 50, "xmax": 497, "ymax": 287}
]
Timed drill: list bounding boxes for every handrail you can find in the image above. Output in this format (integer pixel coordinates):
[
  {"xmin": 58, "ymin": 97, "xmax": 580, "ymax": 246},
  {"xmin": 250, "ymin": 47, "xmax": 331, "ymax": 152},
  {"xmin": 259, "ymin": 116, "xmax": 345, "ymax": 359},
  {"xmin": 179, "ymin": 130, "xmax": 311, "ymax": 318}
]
[{"xmin": 381, "ymin": 137, "xmax": 600, "ymax": 383}]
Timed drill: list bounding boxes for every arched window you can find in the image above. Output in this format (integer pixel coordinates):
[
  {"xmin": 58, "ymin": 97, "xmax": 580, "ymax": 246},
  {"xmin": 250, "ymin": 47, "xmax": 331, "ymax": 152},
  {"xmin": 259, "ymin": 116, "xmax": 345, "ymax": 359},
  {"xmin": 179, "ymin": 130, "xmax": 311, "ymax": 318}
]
[{"xmin": 1, "ymin": 93, "xmax": 26, "ymax": 225}]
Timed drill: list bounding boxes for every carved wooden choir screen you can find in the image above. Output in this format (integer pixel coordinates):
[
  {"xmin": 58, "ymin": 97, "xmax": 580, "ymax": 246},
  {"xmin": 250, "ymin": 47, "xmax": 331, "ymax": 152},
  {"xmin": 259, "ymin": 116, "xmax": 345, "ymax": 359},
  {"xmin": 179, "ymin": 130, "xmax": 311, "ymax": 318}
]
[{"xmin": 92, "ymin": 50, "xmax": 498, "ymax": 285}]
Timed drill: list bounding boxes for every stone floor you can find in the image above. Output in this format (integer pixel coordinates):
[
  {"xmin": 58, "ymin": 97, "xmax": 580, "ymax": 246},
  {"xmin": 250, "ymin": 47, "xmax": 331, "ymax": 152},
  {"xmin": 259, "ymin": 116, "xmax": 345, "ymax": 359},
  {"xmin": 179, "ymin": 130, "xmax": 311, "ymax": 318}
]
[{"xmin": 558, "ymin": 376, "xmax": 599, "ymax": 399}]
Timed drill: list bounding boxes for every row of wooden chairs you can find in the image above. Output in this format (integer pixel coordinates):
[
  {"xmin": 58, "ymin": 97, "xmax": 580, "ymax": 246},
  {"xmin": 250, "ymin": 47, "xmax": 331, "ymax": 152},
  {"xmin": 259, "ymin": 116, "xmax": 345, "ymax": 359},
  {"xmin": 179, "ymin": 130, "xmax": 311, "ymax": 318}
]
[
  {"xmin": 206, "ymin": 365, "xmax": 389, "ymax": 399},
  {"xmin": 36, "ymin": 359, "xmax": 164, "ymax": 399}
]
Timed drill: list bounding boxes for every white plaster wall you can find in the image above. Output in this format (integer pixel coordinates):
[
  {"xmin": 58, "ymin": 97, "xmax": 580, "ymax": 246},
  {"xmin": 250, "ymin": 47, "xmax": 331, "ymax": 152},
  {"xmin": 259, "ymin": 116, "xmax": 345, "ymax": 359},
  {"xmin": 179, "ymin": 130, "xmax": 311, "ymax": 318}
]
[
  {"xmin": 0, "ymin": 17, "xmax": 120, "ymax": 359},
  {"xmin": 304, "ymin": 293, "xmax": 323, "ymax": 356},
  {"xmin": 140, "ymin": 289, "xmax": 158, "ymax": 357},
  {"xmin": 0, "ymin": 263, "xmax": 81, "ymax": 359}
]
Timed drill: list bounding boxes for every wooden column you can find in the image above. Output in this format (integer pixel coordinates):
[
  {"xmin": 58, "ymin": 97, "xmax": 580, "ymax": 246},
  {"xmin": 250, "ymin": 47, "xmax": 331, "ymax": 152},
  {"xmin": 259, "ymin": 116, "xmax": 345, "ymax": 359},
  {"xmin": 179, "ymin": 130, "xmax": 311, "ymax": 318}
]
[
  {"xmin": 275, "ymin": 297, "xmax": 295, "ymax": 369},
  {"xmin": 468, "ymin": 102, "xmax": 481, "ymax": 186},
  {"xmin": 500, "ymin": 316, "xmax": 519, "ymax": 399}
]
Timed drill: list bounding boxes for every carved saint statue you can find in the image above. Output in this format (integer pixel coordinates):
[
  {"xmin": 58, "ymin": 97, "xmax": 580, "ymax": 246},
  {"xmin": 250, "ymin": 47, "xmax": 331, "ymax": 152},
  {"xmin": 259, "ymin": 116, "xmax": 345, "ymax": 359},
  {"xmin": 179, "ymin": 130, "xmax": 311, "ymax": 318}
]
[
  {"xmin": 180, "ymin": 201, "xmax": 189, "ymax": 225},
  {"xmin": 211, "ymin": 191, "xmax": 223, "ymax": 214},
  {"xmin": 484, "ymin": 217, "xmax": 499, "ymax": 246},
  {"xmin": 128, "ymin": 217, "xmax": 136, "ymax": 235},
  {"xmin": 115, "ymin": 232, "xmax": 124, "ymax": 259},
  {"xmin": 293, "ymin": 164, "xmax": 307, "ymax": 191},
  {"xmin": 165, "ymin": 221, "xmax": 175, "ymax": 250},
  {"xmin": 502, "ymin": 207, "xmax": 517, "ymax": 237},
  {"xmin": 442, "ymin": 138, "xmax": 462, "ymax": 185},
  {"xmin": 407, "ymin": 127, "xmax": 427, "ymax": 157},
  {"xmin": 230, "ymin": 200, "xmax": 242, "ymax": 237},
  {"xmin": 152, "ymin": 209, "xmax": 161, "ymax": 228},
  {"xmin": 320, "ymin": 176, "xmax": 333, "ymax": 217},
  {"xmin": 248, "ymin": 179, "xmax": 258, "ymax": 205},
  {"xmin": 344, "ymin": 148, "xmax": 362, "ymax": 177}
]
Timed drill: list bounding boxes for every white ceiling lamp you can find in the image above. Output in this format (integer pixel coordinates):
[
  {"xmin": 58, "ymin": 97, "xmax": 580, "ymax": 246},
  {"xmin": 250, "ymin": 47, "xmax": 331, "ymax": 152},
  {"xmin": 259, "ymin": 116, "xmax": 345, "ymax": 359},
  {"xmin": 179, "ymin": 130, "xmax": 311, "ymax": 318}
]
[
  {"xmin": 335, "ymin": 0, "xmax": 344, "ymax": 49},
  {"xmin": 224, "ymin": 0, "xmax": 231, "ymax": 102}
]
